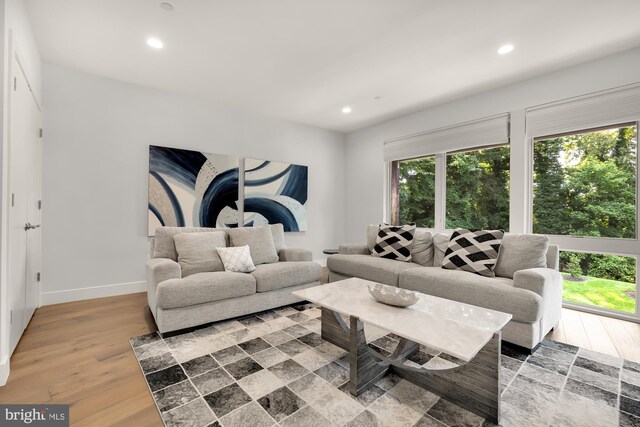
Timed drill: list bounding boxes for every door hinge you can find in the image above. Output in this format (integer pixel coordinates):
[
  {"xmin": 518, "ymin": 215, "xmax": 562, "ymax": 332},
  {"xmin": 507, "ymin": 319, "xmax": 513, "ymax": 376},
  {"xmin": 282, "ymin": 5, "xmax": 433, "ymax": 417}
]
[
  {"xmin": 38, "ymin": 200, "xmax": 42, "ymax": 210},
  {"xmin": 37, "ymin": 272, "xmax": 41, "ymax": 282},
  {"xmin": 39, "ymin": 128, "xmax": 43, "ymax": 138},
  {"xmin": 13, "ymin": 77, "xmax": 16, "ymax": 91},
  {"xmin": 11, "ymin": 193, "xmax": 14, "ymax": 207}
]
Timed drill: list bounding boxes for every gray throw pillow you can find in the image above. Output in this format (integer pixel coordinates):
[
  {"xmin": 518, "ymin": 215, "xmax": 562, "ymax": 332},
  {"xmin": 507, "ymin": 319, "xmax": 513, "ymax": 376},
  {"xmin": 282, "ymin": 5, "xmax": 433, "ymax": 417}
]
[
  {"xmin": 228, "ymin": 225, "xmax": 279, "ymax": 265},
  {"xmin": 494, "ymin": 234, "xmax": 549, "ymax": 278},
  {"xmin": 432, "ymin": 233, "xmax": 451, "ymax": 267},
  {"xmin": 366, "ymin": 224, "xmax": 379, "ymax": 253},
  {"xmin": 270, "ymin": 223, "xmax": 286, "ymax": 252},
  {"xmin": 174, "ymin": 231, "xmax": 227, "ymax": 277},
  {"xmin": 153, "ymin": 226, "xmax": 219, "ymax": 261},
  {"xmin": 411, "ymin": 230, "xmax": 434, "ymax": 266}
]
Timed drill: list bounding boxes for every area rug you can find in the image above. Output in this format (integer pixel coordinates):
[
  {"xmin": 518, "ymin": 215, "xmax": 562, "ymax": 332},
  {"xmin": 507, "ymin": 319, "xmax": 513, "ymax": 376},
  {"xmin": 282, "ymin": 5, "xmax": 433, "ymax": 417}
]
[{"xmin": 130, "ymin": 303, "xmax": 640, "ymax": 427}]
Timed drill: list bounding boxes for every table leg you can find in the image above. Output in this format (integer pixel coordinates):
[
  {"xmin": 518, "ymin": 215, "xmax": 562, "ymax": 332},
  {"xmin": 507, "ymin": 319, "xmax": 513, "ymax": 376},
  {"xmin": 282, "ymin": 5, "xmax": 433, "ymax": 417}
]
[
  {"xmin": 319, "ymin": 308, "xmax": 502, "ymax": 424},
  {"xmin": 390, "ymin": 333, "xmax": 502, "ymax": 424}
]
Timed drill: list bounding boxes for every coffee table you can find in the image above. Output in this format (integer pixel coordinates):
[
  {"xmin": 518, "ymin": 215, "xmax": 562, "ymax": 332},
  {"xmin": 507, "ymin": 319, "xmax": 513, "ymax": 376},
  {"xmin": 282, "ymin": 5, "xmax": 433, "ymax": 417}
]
[{"xmin": 292, "ymin": 277, "xmax": 512, "ymax": 424}]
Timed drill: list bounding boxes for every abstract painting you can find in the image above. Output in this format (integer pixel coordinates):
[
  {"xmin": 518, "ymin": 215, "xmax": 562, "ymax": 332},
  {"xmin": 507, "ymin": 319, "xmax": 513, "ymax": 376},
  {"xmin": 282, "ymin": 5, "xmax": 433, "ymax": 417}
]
[
  {"xmin": 148, "ymin": 145, "xmax": 240, "ymax": 235},
  {"xmin": 243, "ymin": 159, "xmax": 308, "ymax": 231}
]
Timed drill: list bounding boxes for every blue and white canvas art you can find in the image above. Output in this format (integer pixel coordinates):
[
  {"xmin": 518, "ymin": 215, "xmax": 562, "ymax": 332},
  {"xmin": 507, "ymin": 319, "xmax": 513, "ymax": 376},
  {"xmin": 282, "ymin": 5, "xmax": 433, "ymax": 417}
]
[
  {"xmin": 243, "ymin": 159, "xmax": 308, "ymax": 231},
  {"xmin": 148, "ymin": 146, "xmax": 240, "ymax": 236}
]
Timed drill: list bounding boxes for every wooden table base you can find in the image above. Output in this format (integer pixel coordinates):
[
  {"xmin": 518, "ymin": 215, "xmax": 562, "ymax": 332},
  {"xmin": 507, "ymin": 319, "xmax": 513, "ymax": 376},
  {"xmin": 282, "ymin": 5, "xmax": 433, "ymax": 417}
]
[{"xmin": 320, "ymin": 308, "xmax": 502, "ymax": 424}]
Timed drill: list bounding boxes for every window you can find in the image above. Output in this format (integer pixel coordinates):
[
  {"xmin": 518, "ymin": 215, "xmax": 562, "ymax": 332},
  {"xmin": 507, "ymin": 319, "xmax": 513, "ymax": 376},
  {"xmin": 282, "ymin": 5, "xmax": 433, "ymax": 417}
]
[
  {"xmin": 559, "ymin": 251, "xmax": 636, "ymax": 314},
  {"xmin": 446, "ymin": 145, "xmax": 510, "ymax": 230},
  {"xmin": 532, "ymin": 123, "xmax": 638, "ymax": 315},
  {"xmin": 533, "ymin": 124, "xmax": 637, "ymax": 238},
  {"xmin": 391, "ymin": 156, "xmax": 435, "ymax": 227},
  {"xmin": 390, "ymin": 146, "xmax": 510, "ymax": 229}
]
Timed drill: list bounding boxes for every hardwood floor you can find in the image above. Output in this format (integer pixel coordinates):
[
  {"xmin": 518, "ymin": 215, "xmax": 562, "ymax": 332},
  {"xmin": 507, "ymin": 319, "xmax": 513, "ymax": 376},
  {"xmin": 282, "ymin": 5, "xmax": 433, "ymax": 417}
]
[
  {"xmin": 0, "ymin": 293, "xmax": 161, "ymax": 426},
  {"xmin": 0, "ymin": 291, "xmax": 638, "ymax": 426},
  {"xmin": 546, "ymin": 307, "xmax": 640, "ymax": 362}
]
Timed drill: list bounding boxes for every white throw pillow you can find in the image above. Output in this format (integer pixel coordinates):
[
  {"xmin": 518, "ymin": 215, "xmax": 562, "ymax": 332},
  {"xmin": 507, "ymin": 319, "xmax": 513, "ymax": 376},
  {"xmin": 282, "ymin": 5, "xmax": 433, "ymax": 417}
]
[{"xmin": 216, "ymin": 245, "xmax": 256, "ymax": 273}]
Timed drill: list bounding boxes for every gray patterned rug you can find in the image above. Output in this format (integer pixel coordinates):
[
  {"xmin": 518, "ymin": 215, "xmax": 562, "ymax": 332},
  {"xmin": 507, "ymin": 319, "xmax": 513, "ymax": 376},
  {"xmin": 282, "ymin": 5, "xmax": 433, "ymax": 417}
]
[{"xmin": 130, "ymin": 303, "xmax": 640, "ymax": 427}]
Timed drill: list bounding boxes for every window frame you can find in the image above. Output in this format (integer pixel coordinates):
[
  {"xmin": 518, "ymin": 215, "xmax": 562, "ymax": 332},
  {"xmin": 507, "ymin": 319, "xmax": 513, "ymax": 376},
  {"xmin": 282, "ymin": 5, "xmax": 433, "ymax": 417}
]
[
  {"xmin": 388, "ymin": 144, "xmax": 511, "ymax": 231},
  {"xmin": 527, "ymin": 121, "xmax": 640, "ymax": 321}
]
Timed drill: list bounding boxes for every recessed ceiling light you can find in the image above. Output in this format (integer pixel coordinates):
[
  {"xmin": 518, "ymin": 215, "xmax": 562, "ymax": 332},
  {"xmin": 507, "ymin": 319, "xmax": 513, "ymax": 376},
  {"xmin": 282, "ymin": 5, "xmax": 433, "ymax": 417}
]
[
  {"xmin": 147, "ymin": 37, "xmax": 164, "ymax": 49},
  {"xmin": 160, "ymin": 2, "xmax": 174, "ymax": 11},
  {"xmin": 497, "ymin": 44, "xmax": 514, "ymax": 55},
  {"xmin": 342, "ymin": 106, "xmax": 352, "ymax": 114}
]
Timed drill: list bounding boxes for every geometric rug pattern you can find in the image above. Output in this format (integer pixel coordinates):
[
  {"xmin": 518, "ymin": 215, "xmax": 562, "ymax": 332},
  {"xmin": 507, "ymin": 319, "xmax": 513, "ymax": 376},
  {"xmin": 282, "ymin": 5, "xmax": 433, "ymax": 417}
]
[{"xmin": 130, "ymin": 303, "xmax": 640, "ymax": 427}]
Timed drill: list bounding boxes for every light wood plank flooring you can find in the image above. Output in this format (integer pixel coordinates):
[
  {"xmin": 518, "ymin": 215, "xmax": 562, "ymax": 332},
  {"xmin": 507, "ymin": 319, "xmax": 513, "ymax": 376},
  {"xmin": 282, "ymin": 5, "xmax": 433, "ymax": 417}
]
[
  {"xmin": 0, "ymin": 293, "xmax": 161, "ymax": 426},
  {"xmin": 546, "ymin": 307, "xmax": 640, "ymax": 362},
  {"xmin": 0, "ymin": 292, "xmax": 638, "ymax": 426}
]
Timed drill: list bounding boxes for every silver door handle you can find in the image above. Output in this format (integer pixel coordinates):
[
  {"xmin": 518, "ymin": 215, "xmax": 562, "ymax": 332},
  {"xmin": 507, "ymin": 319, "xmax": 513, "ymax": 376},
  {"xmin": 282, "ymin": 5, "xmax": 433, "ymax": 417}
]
[{"xmin": 24, "ymin": 222, "xmax": 40, "ymax": 231}]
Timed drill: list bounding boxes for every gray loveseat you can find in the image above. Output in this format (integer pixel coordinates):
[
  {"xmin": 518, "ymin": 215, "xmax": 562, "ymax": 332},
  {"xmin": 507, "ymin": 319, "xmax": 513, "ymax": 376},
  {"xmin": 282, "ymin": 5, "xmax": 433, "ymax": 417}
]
[
  {"xmin": 328, "ymin": 226, "xmax": 563, "ymax": 350},
  {"xmin": 147, "ymin": 224, "xmax": 321, "ymax": 335}
]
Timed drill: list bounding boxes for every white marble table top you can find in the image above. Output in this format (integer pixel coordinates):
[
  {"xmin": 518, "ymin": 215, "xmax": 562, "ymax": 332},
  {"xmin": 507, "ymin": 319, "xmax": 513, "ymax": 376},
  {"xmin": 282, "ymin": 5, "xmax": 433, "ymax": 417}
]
[{"xmin": 292, "ymin": 277, "xmax": 512, "ymax": 362}]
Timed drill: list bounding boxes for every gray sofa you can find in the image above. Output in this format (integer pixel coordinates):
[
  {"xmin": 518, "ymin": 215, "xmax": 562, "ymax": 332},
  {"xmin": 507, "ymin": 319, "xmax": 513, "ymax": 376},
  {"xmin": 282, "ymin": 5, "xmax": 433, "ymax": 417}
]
[
  {"xmin": 328, "ymin": 227, "xmax": 563, "ymax": 350},
  {"xmin": 147, "ymin": 224, "xmax": 321, "ymax": 335}
]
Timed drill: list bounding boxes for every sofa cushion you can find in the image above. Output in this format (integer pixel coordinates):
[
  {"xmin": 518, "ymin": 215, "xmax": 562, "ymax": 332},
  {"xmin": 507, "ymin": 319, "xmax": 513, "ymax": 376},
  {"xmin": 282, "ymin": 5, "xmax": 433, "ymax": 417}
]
[
  {"xmin": 432, "ymin": 233, "xmax": 451, "ymax": 267},
  {"xmin": 495, "ymin": 234, "xmax": 549, "ymax": 279},
  {"xmin": 156, "ymin": 272, "xmax": 256, "ymax": 309},
  {"xmin": 153, "ymin": 226, "xmax": 225, "ymax": 261},
  {"xmin": 412, "ymin": 230, "xmax": 434, "ymax": 266},
  {"xmin": 174, "ymin": 231, "xmax": 227, "ymax": 277},
  {"xmin": 270, "ymin": 223, "xmax": 286, "ymax": 252},
  {"xmin": 442, "ymin": 229, "xmax": 504, "ymax": 277},
  {"xmin": 327, "ymin": 254, "xmax": 422, "ymax": 286},
  {"xmin": 399, "ymin": 267, "xmax": 542, "ymax": 323},
  {"xmin": 228, "ymin": 224, "xmax": 279, "ymax": 265},
  {"xmin": 367, "ymin": 224, "xmax": 379, "ymax": 252},
  {"xmin": 251, "ymin": 262, "xmax": 321, "ymax": 292},
  {"xmin": 372, "ymin": 224, "xmax": 416, "ymax": 262}
]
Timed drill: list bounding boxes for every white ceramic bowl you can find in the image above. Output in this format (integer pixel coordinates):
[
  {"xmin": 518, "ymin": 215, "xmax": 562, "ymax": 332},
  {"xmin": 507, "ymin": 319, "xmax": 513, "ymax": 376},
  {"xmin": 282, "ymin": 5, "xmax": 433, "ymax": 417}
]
[{"xmin": 368, "ymin": 283, "xmax": 418, "ymax": 307}]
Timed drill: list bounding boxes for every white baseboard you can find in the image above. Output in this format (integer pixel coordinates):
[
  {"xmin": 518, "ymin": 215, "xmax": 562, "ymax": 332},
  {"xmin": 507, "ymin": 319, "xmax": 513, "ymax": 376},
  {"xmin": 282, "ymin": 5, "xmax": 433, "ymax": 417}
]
[
  {"xmin": 41, "ymin": 281, "xmax": 147, "ymax": 306},
  {"xmin": 0, "ymin": 357, "xmax": 9, "ymax": 387}
]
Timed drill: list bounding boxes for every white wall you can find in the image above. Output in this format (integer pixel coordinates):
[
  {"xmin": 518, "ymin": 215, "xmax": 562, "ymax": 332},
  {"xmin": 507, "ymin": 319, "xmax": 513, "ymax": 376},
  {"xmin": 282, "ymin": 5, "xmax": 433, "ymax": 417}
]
[
  {"xmin": 0, "ymin": 0, "xmax": 41, "ymax": 386},
  {"xmin": 41, "ymin": 63, "xmax": 346, "ymax": 303},
  {"xmin": 344, "ymin": 47, "xmax": 640, "ymax": 243}
]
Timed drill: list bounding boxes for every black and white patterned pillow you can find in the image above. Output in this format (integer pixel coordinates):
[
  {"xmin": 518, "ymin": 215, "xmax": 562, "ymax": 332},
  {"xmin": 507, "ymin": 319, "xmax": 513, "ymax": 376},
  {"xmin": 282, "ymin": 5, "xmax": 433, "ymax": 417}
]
[
  {"xmin": 372, "ymin": 224, "xmax": 416, "ymax": 262},
  {"xmin": 442, "ymin": 229, "xmax": 504, "ymax": 277}
]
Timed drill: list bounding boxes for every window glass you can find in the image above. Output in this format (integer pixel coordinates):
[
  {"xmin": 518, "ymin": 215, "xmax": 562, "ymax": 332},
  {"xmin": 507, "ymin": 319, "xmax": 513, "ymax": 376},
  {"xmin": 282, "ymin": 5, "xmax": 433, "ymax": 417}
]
[
  {"xmin": 533, "ymin": 125, "xmax": 637, "ymax": 238},
  {"xmin": 395, "ymin": 156, "xmax": 436, "ymax": 227},
  {"xmin": 560, "ymin": 250, "xmax": 636, "ymax": 314},
  {"xmin": 445, "ymin": 145, "xmax": 510, "ymax": 230}
]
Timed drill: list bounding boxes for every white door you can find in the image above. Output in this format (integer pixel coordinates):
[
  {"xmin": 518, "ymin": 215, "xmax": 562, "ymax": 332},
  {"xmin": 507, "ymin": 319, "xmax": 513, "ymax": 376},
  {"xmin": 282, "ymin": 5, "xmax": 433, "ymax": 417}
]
[
  {"xmin": 8, "ymin": 55, "xmax": 42, "ymax": 354},
  {"xmin": 25, "ymin": 107, "xmax": 42, "ymax": 323}
]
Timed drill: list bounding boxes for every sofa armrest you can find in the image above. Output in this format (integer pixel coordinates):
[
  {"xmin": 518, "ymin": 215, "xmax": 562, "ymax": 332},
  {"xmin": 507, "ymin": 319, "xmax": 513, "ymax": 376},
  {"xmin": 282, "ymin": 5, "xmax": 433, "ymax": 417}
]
[
  {"xmin": 513, "ymin": 267, "xmax": 564, "ymax": 337},
  {"xmin": 146, "ymin": 258, "xmax": 181, "ymax": 311},
  {"xmin": 338, "ymin": 244, "xmax": 369, "ymax": 255},
  {"xmin": 278, "ymin": 248, "xmax": 312, "ymax": 262},
  {"xmin": 513, "ymin": 267, "xmax": 563, "ymax": 298}
]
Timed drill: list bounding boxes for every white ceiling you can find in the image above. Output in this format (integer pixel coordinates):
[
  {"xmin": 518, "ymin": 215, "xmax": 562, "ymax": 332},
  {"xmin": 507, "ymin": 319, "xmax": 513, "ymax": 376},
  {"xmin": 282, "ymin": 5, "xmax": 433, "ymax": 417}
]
[{"xmin": 25, "ymin": 0, "xmax": 640, "ymax": 132}]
